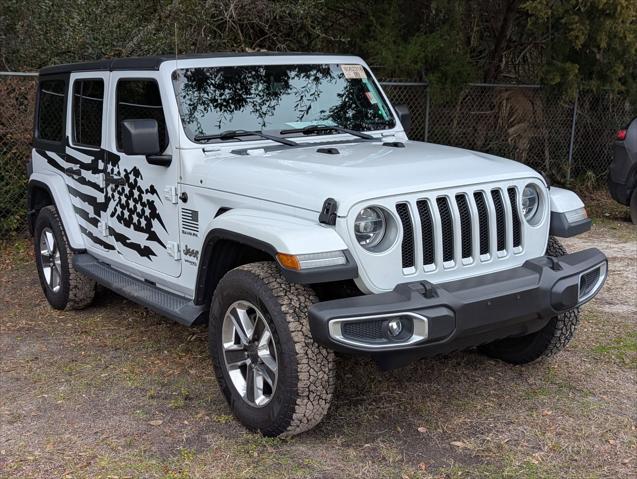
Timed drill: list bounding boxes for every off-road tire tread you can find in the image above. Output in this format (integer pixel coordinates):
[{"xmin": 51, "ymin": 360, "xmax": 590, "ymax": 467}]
[
  {"xmin": 39, "ymin": 206, "xmax": 96, "ymax": 310},
  {"xmin": 480, "ymin": 236, "xmax": 580, "ymax": 364},
  {"xmin": 212, "ymin": 262, "xmax": 335, "ymax": 437}
]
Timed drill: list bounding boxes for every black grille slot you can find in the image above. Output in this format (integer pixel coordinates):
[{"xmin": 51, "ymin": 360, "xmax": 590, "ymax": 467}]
[
  {"xmin": 396, "ymin": 203, "xmax": 415, "ymax": 269},
  {"xmin": 474, "ymin": 192, "xmax": 490, "ymax": 255},
  {"xmin": 456, "ymin": 194, "xmax": 472, "ymax": 259},
  {"xmin": 416, "ymin": 200, "xmax": 435, "ymax": 265},
  {"xmin": 436, "ymin": 197, "xmax": 454, "ymax": 263},
  {"xmin": 341, "ymin": 320, "xmax": 385, "ymax": 341},
  {"xmin": 491, "ymin": 190, "xmax": 506, "ymax": 251},
  {"xmin": 507, "ymin": 187, "xmax": 522, "ymax": 248}
]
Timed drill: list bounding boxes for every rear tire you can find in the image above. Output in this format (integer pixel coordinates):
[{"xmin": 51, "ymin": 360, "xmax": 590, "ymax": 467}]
[
  {"xmin": 479, "ymin": 237, "xmax": 580, "ymax": 364},
  {"xmin": 208, "ymin": 261, "xmax": 335, "ymax": 437},
  {"xmin": 34, "ymin": 205, "xmax": 96, "ymax": 310},
  {"xmin": 630, "ymin": 189, "xmax": 637, "ymax": 225}
]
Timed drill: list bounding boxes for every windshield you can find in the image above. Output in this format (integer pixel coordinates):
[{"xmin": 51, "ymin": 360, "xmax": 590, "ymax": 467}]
[{"xmin": 171, "ymin": 63, "xmax": 395, "ymax": 141}]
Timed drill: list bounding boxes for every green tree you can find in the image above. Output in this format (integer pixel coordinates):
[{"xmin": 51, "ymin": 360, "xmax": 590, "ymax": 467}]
[{"xmin": 522, "ymin": 0, "xmax": 637, "ymax": 98}]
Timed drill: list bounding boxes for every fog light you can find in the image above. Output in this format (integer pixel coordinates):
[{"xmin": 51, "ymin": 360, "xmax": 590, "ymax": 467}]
[{"xmin": 387, "ymin": 318, "xmax": 403, "ymax": 337}]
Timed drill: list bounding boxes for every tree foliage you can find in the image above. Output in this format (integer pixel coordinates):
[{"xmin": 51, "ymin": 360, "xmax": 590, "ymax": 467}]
[{"xmin": 1, "ymin": 0, "xmax": 635, "ymax": 96}]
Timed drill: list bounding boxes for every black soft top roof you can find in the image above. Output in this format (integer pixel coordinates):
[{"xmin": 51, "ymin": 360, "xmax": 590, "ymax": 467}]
[{"xmin": 38, "ymin": 52, "xmax": 352, "ymax": 76}]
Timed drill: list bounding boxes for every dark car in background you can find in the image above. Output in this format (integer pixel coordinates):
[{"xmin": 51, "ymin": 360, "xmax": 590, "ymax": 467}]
[{"xmin": 608, "ymin": 117, "xmax": 637, "ymax": 224}]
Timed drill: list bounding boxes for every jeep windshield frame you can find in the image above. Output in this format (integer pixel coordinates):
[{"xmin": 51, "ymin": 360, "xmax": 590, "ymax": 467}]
[{"xmin": 171, "ymin": 63, "xmax": 396, "ymax": 144}]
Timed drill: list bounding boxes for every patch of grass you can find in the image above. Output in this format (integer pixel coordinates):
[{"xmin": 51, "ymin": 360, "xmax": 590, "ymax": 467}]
[
  {"xmin": 523, "ymin": 386, "xmax": 551, "ymax": 400},
  {"xmin": 0, "ymin": 238, "xmax": 33, "ymax": 269},
  {"xmin": 580, "ymin": 189, "xmax": 631, "ymax": 223},
  {"xmin": 593, "ymin": 332, "xmax": 637, "ymax": 367},
  {"xmin": 442, "ymin": 459, "xmax": 557, "ymax": 479},
  {"xmin": 212, "ymin": 413, "xmax": 234, "ymax": 424}
]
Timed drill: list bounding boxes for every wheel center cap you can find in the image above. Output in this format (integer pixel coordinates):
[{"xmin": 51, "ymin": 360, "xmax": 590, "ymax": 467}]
[{"xmin": 246, "ymin": 343, "xmax": 259, "ymax": 363}]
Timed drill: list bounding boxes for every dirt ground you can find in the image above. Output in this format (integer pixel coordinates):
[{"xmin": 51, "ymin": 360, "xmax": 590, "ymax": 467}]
[{"xmin": 1, "ymin": 214, "xmax": 635, "ymax": 478}]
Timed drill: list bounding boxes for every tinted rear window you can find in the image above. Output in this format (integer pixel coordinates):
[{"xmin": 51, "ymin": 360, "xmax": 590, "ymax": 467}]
[
  {"xmin": 72, "ymin": 79, "xmax": 104, "ymax": 147},
  {"xmin": 37, "ymin": 79, "xmax": 66, "ymax": 142}
]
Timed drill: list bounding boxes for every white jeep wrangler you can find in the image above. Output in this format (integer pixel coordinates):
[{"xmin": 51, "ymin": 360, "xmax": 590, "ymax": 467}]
[{"xmin": 28, "ymin": 53, "xmax": 607, "ymax": 437}]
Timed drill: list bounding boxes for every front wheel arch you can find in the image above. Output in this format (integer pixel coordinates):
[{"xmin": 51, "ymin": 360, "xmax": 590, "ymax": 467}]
[{"xmin": 194, "ymin": 230, "xmax": 276, "ymax": 306}]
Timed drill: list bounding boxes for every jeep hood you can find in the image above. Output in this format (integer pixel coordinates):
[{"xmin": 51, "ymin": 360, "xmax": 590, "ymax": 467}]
[{"xmin": 182, "ymin": 140, "xmax": 544, "ymax": 215}]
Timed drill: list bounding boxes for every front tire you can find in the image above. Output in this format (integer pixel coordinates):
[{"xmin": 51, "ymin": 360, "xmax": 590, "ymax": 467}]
[
  {"xmin": 209, "ymin": 262, "xmax": 335, "ymax": 437},
  {"xmin": 630, "ymin": 189, "xmax": 637, "ymax": 225},
  {"xmin": 33, "ymin": 205, "xmax": 96, "ymax": 310},
  {"xmin": 479, "ymin": 237, "xmax": 580, "ymax": 364}
]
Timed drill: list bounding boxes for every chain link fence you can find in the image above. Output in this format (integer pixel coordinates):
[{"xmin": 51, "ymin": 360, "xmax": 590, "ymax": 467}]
[
  {"xmin": 380, "ymin": 81, "xmax": 635, "ymax": 188},
  {"xmin": 0, "ymin": 73, "xmax": 37, "ymax": 238},
  {"xmin": 0, "ymin": 72, "xmax": 633, "ymax": 238}
]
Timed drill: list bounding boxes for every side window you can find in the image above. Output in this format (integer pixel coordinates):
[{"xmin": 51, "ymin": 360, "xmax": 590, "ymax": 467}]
[
  {"xmin": 72, "ymin": 79, "xmax": 104, "ymax": 148},
  {"xmin": 37, "ymin": 79, "xmax": 66, "ymax": 142},
  {"xmin": 116, "ymin": 79, "xmax": 168, "ymax": 152}
]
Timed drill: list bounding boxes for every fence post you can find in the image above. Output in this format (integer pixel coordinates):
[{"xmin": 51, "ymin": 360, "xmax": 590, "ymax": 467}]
[
  {"xmin": 567, "ymin": 89, "xmax": 579, "ymax": 184},
  {"xmin": 424, "ymin": 86, "xmax": 430, "ymax": 142}
]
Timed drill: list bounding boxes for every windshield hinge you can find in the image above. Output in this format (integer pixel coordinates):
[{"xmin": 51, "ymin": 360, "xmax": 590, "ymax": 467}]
[
  {"xmin": 319, "ymin": 198, "xmax": 338, "ymax": 226},
  {"xmin": 164, "ymin": 186, "xmax": 178, "ymax": 204}
]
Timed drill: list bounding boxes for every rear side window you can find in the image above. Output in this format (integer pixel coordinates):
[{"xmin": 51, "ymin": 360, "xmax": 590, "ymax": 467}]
[
  {"xmin": 116, "ymin": 79, "xmax": 168, "ymax": 151},
  {"xmin": 37, "ymin": 79, "xmax": 66, "ymax": 142},
  {"xmin": 72, "ymin": 79, "xmax": 104, "ymax": 148}
]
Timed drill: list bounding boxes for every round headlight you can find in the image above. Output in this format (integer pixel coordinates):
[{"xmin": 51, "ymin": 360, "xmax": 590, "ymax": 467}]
[
  {"xmin": 521, "ymin": 184, "xmax": 540, "ymax": 222},
  {"xmin": 354, "ymin": 207, "xmax": 386, "ymax": 249}
]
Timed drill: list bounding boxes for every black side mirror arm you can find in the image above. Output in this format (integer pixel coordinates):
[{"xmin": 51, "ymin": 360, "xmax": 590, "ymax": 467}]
[
  {"xmin": 146, "ymin": 154, "xmax": 172, "ymax": 167},
  {"xmin": 394, "ymin": 104, "xmax": 412, "ymax": 136}
]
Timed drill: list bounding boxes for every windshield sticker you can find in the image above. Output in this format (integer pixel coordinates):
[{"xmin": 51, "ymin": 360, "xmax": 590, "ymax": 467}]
[
  {"xmin": 341, "ymin": 64, "xmax": 367, "ymax": 79},
  {"xmin": 284, "ymin": 120, "xmax": 337, "ymax": 129}
]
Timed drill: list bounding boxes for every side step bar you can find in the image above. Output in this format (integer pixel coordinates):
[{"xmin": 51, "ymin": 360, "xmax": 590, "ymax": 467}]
[{"xmin": 73, "ymin": 254, "xmax": 206, "ymax": 326}]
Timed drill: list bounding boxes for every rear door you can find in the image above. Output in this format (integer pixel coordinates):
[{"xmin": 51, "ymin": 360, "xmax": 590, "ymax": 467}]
[
  {"xmin": 64, "ymin": 72, "xmax": 117, "ymax": 255},
  {"xmin": 103, "ymin": 73, "xmax": 182, "ymax": 277}
]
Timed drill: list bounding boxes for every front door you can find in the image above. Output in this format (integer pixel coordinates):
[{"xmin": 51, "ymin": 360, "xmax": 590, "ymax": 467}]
[{"xmin": 104, "ymin": 73, "xmax": 181, "ymax": 277}]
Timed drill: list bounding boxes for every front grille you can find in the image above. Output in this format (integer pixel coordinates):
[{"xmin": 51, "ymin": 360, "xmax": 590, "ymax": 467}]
[
  {"xmin": 474, "ymin": 192, "xmax": 490, "ymax": 256},
  {"xmin": 491, "ymin": 189, "xmax": 507, "ymax": 251},
  {"xmin": 437, "ymin": 197, "xmax": 454, "ymax": 263},
  {"xmin": 508, "ymin": 187, "xmax": 522, "ymax": 248},
  {"xmin": 398, "ymin": 184, "xmax": 524, "ymax": 272},
  {"xmin": 456, "ymin": 194, "xmax": 472, "ymax": 259},
  {"xmin": 416, "ymin": 200, "xmax": 435, "ymax": 265},
  {"xmin": 396, "ymin": 203, "xmax": 415, "ymax": 269}
]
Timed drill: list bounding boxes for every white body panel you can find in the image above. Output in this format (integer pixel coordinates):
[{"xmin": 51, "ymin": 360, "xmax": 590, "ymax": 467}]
[
  {"xmin": 29, "ymin": 170, "xmax": 86, "ymax": 250},
  {"xmin": 205, "ymin": 209, "xmax": 348, "ymax": 254},
  {"xmin": 549, "ymin": 187, "xmax": 586, "ymax": 213}
]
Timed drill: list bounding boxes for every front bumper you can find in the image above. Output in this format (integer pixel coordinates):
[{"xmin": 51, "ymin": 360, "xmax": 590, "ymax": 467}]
[{"xmin": 309, "ymin": 248, "xmax": 607, "ymax": 369}]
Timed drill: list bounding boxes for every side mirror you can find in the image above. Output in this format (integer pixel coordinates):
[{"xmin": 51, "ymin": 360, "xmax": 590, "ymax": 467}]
[
  {"xmin": 121, "ymin": 119, "xmax": 161, "ymax": 156},
  {"xmin": 394, "ymin": 104, "xmax": 411, "ymax": 136}
]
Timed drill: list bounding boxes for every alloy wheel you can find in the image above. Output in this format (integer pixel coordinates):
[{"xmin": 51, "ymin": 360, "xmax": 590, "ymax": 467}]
[
  {"xmin": 222, "ymin": 300, "xmax": 278, "ymax": 407},
  {"xmin": 39, "ymin": 227, "xmax": 62, "ymax": 293}
]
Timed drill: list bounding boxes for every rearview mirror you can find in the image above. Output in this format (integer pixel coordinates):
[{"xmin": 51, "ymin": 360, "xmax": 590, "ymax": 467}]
[
  {"xmin": 394, "ymin": 104, "xmax": 411, "ymax": 136},
  {"xmin": 121, "ymin": 119, "xmax": 161, "ymax": 156}
]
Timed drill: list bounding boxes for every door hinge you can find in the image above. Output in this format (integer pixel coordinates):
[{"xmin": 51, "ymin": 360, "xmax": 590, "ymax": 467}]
[
  {"xmin": 98, "ymin": 220, "xmax": 108, "ymax": 237},
  {"xmin": 167, "ymin": 241, "xmax": 181, "ymax": 260},
  {"xmin": 164, "ymin": 186, "xmax": 178, "ymax": 204}
]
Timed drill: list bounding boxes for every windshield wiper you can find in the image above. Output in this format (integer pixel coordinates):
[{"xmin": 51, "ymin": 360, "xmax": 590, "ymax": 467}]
[
  {"xmin": 194, "ymin": 129, "xmax": 298, "ymax": 147},
  {"xmin": 279, "ymin": 124, "xmax": 375, "ymax": 140}
]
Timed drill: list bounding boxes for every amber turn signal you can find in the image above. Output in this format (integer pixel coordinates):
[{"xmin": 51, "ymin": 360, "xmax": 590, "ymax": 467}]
[{"xmin": 276, "ymin": 253, "xmax": 301, "ymax": 271}]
